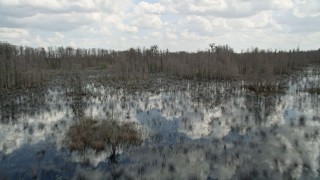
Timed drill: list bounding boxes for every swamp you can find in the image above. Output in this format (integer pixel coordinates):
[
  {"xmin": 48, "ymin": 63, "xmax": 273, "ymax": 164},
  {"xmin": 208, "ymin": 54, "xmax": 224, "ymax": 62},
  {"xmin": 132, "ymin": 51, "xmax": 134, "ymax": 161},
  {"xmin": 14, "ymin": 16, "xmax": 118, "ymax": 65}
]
[{"xmin": 0, "ymin": 42, "xmax": 320, "ymax": 179}]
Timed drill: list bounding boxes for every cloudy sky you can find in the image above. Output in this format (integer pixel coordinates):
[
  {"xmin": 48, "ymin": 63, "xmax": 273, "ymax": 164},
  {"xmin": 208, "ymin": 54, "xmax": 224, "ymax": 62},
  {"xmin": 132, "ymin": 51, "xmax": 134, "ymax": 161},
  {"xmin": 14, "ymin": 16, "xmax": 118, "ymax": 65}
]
[{"xmin": 0, "ymin": 0, "xmax": 319, "ymax": 51}]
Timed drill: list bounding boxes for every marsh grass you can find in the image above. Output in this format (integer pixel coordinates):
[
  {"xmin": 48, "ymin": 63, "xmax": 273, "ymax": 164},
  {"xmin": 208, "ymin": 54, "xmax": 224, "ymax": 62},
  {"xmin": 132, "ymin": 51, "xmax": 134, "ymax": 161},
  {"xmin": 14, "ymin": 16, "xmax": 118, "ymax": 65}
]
[
  {"xmin": 65, "ymin": 118, "xmax": 143, "ymax": 162},
  {"xmin": 305, "ymin": 87, "xmax": 320, "ymax": 94},
  {"xmin": 242, "ymin": 83, "xmax": 287, "ymax": 94}
]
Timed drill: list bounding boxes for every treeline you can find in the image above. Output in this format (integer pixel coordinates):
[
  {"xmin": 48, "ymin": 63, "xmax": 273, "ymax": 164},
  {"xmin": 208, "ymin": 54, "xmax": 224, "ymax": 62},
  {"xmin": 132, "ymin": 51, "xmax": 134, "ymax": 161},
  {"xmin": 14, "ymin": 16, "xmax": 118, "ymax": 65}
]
[{"xmin": 0, "ymin": 42, "xmax": 319, "ymax": 90}]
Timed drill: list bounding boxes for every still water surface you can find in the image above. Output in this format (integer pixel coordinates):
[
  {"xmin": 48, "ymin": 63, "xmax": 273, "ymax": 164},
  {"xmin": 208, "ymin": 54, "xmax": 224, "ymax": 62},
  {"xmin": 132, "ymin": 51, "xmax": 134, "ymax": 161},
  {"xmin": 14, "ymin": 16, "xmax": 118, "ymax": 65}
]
[{"xmin": 0, "ymin": 67, "xmax": 320, "ymax": 179}]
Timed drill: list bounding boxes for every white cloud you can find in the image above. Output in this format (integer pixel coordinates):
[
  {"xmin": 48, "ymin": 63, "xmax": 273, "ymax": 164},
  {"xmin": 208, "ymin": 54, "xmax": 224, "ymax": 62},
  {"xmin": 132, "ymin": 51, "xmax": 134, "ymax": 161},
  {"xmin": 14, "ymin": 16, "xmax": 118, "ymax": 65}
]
[
  {"xmin": 116, "ymin": 23, "xmax": 138, "ymax": 33},
  {"xmin": 166, "ymin": 29, "xmax": 178, "ymax": 40},
  {"xmin": 136, "ymin": 1, "xmax": 165, "ymax": 14},
  {"xmin": 179, "ymin": 15, "xmax": 230, "ymax": 36},
  {"xmin": 150, "ymin": 32, "xmax": 162, "ymax": 38},
  {"xmin": 188, "ymin": 0, "xmax": 228, "ymax": 13},
  {"xmin": 100, "ymin": 26, "xmax": 111, "ymax": 35},
  {"xmin": 127, "ymin": 1, "xmax": 166, "ymax": 29},
  {"xmin": 226, "ymin": 12, "xmax": 273, "ymax": 30},
  {"xmin": 293, "ymin": 0, "xmax": 320, "ymax": 17},
  {"xmin": 0, "ymin": 0, "xmax": 319, "ymax": 51},
  {"xmin": 0, "ymin": 27, "xmax": 29, "ymax": 39},
  {"xmin": 180, "ymin": 30, "xmax": 208, "ymax": 41},
  {"xmin": 131, "ymin": 14, "xmax": 165, "ymax": 29},
  {"xmin": 0, "ymin": 0, "xmax": 20, "ymax": 6}
]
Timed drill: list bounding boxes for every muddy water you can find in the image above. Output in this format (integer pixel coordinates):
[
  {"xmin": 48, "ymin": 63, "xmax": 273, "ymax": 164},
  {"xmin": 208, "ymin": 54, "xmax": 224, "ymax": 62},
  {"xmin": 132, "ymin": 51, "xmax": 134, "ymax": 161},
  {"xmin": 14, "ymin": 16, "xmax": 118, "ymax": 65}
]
[{"xmin": 0, "ymin": 67, "xmax": 320, "ymax": 179}]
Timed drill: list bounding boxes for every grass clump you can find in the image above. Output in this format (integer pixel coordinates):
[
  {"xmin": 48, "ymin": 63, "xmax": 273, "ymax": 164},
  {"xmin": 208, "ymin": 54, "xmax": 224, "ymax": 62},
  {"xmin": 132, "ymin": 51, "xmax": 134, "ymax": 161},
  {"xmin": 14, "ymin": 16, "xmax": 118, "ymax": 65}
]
[
  {"xmin": 243, "ymin": 83, "xmax": 287, "ymax": 94},
  {"xmin": 65, "ymin": 118, "xmax": 142, "ymax": 162},
  {"xmin": 306, "ymin": 87, "xmax": 320, "ymax": 94}
]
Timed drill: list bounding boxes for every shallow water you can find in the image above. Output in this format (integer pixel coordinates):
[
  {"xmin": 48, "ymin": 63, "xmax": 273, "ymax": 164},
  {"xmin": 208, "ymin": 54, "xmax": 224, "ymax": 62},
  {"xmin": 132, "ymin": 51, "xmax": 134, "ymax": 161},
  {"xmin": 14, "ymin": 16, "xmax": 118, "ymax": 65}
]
[{"xmin": 0, "ymin": 67, "xmax": 320, "ymax": 179}]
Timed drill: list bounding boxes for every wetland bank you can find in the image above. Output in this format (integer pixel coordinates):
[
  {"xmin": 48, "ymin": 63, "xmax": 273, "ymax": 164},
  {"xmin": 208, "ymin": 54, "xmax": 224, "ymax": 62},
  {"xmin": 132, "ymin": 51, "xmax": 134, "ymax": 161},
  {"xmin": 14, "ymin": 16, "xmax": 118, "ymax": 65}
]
[{"xmin": 1, "ymin": 42, "xmax": 320, "ymax": 179}]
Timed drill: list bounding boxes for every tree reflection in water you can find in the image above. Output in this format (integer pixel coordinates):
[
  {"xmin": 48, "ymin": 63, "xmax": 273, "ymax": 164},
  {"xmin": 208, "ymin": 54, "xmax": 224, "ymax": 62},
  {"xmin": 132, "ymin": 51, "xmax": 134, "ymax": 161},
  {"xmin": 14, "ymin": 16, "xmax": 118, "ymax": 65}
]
[{"xmin": 0, "ymin": 67, "xmax": 320, "ymax": 179}]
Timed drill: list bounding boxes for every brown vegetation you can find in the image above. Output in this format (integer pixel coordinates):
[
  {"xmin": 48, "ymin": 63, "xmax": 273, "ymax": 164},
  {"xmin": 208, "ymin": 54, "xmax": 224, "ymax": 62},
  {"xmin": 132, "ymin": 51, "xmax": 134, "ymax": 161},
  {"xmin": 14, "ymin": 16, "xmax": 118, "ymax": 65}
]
[
  {"xmin": 306, "ymin": 88, "xmax": 320, "ymax": 94},
  {"xmin": 242, "ymin": 83, "xmax": 287, "ymax": 94},
  {"xmin": 1, "ymin": 41, "xmax": 319, "ymax": 91},
  {"xmin": 65, "ymin": 118, "xmax": 142, "ymax": 161},
  {"xmin": 0, "ymin": 42, "xmax": 45, "ymax": 90}
]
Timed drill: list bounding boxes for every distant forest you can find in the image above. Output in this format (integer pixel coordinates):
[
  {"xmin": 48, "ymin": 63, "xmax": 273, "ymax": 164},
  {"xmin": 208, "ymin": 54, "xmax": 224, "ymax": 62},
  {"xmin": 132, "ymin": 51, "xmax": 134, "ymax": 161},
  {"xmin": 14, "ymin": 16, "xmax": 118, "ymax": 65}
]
[{"xmin": 0, "ymin": 42, "xmax": 319, "ymax": 90}]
